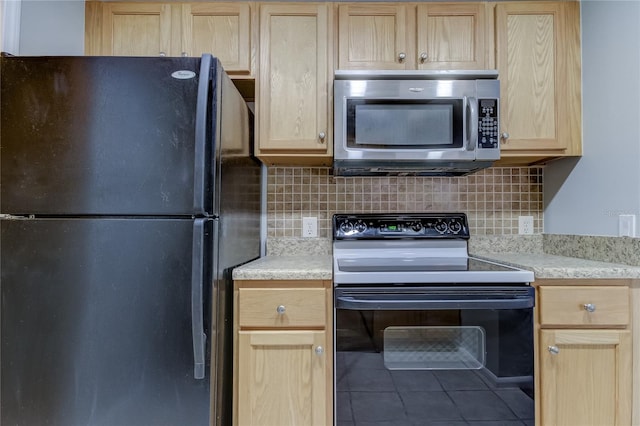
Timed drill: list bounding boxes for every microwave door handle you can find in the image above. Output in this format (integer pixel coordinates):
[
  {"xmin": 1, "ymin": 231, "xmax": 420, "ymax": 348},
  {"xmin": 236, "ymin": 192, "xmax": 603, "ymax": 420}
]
[{"xmin": 466, "ymin": 97, "xmax": 478, "ymax": 151}]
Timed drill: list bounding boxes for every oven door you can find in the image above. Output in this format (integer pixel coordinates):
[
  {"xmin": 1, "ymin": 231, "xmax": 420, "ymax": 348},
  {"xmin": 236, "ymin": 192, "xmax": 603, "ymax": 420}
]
[{"xmin": 334, "ymin": 285, "xmax": 535, "ymax": 425}]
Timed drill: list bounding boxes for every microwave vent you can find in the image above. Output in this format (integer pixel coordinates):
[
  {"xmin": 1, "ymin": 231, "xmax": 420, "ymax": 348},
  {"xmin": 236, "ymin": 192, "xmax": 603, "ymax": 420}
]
[
  {"xmin": 334, "ymin": 69, "xmax": 499, "ymax": 81},
  {"xmin": 333, "ymin": 160, "xmax": 495, "ymax": 177}
]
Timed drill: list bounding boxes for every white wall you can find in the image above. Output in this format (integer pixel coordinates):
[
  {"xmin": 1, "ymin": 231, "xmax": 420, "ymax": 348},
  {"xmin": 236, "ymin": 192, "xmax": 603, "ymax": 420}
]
[
  {"xmin": 18, "ymin": 0, "xmax": 84, "ymax": 55},
  {"xmin": 1, "ymin": 2, "xmax": 4, "ymax": 51},
  {"xmin": 1, "ymin": 0, "xmax": 22, "ymax": 54},
  {"xmin": 544, "ymin": 1, "xmax": 640, "ymax": 236}
]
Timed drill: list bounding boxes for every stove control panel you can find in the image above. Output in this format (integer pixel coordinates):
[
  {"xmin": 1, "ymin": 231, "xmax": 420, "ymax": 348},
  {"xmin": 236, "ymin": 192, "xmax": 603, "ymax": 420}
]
[{"xmin": 333, "ymin": 213, "xmax": 470, "ymax": 239}]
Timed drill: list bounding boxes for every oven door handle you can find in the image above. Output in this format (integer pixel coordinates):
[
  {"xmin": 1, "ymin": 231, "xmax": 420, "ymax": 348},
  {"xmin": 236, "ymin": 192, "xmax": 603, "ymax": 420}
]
[{"xmin": 335, "ymin": 295, "xmax": 534, "ymax": 310}]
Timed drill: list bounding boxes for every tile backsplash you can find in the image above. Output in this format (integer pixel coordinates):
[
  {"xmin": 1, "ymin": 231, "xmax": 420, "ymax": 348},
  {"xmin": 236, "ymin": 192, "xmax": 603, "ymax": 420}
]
[{"xmin": 267, "ymin": 167, "xmax": 543, "ymax": 238}]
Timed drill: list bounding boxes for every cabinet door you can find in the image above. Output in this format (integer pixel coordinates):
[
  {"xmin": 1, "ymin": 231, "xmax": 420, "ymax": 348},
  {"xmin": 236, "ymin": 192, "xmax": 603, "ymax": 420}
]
[
  {"xmin": 101, "ymin": 3, "xmax": 173, "ymax": 57},
  {"xmin": 495, "ymin": 2, "xmax": 581, "ymax": 156},
  {"xmin": 540, "ymin": 329, "xmax": 632, "ymax": 426},
  {"xmin": 237, "ymin": 330, "xmax": 327, "ymax": 426},
  {"xmin": 416, "ymin": 3, "xmax": 488, "ymax": 70},
  {"xmin": 181, "ymin": 3, "xmax": 252, "ymax": 75},
  {"xmin": 257, "ymin": 4, "xmax": 331, "ymax": 162},
  {"xmin": 338, "ymin": 4, "xmax": 411, "ymax": 70}
]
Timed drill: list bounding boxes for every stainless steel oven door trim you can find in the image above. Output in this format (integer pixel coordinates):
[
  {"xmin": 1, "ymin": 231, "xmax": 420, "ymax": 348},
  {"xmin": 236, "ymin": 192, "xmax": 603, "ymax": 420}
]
[{"xmin": 335, "ymin": 286, "xmax": 535, "ymax": 310}]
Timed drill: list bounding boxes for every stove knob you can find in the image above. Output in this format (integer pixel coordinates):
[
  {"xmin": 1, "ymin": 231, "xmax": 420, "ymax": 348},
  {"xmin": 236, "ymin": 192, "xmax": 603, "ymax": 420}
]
[
  {"xmin": 339, "ymin": 221, "xmax": 354, "ymax": 233},
  {"xmin": 434, "ymin": 220, "xmax": 448, "ymax": 234},
  {"xmin": 449, "ymin": 220, "xmax": 462, "ymax": 234},
  {"xmin": 410, "ymin": 221, "xmax": 423, "ymax": 232},
  {"xmin": 355, "ymin": 221, "xmax": 367, "ymax": 233}
]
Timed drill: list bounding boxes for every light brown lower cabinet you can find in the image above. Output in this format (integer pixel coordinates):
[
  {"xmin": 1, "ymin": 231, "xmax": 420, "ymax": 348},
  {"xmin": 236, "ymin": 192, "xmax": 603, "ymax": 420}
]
[
  {"xmin": 540, "ymin": 329, "xmax": 631, "ymax": 426},
  {"xmin": 233, "ymin": 280, "xmax": 333, "ymax": 426},
  {"xmin": 537, "ymin": 283, "xmax": 632, "ymax": 426}
]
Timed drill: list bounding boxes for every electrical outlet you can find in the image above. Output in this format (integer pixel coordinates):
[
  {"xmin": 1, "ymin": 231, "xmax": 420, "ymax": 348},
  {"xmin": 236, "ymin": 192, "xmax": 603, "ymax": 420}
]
[
  {"xmin": 302, "ymin": 216, "xmax": 318, "ymax": 238},
  {"xmin": 518, "ymin": 216, "xmax": 534, "ymax": 235},
  {"xmin": 619, "ymin": 214, "xmax": 636, "ymax": 237}
]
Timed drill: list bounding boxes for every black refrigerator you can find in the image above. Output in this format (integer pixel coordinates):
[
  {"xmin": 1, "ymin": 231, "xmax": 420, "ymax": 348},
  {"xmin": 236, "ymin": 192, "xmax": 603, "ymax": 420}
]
[{"xmin": 0, "ymin": 54, "xmax": 261, "ymax": 426}]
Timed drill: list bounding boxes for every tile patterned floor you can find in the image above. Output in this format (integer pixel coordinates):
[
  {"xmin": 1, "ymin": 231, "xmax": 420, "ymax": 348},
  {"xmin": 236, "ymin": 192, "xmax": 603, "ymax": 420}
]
[{"xmin": 336, "ymin": 352, "xmax": 534, "ymax": 426}]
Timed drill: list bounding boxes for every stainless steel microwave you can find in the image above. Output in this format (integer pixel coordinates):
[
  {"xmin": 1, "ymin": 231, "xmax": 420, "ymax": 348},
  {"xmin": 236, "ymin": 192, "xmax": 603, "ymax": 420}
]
[{"xmin": 333, "ymin": 70, "xmax": 500, "ymax": 176}]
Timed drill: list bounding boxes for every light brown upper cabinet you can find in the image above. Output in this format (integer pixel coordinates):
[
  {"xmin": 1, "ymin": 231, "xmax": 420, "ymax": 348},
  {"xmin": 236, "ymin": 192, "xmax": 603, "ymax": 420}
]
[
  {"xmin": 337, "ymin": 3, "xmax": 490, "ymax": 70},
  {"xmin": 495, "ymin": 1, "xmax": 582, "ymax": 163},
  {"xmin": 85, "ymin": 2, "xmax": 255, "ymax": 77},
  {"xmin": 91, "ymin": 3, "xmax": 174, "ymax": 57},
  {"xmin": 337, "ymin": 4, "xmax": 411, "ymax": 70},
  {"xmin": 181, "ymin": 3, "xmax": 253, "ymax": 76},
  {"xmin": 256, "ymin": 3, "xmax": 333, "ymax": 166}
]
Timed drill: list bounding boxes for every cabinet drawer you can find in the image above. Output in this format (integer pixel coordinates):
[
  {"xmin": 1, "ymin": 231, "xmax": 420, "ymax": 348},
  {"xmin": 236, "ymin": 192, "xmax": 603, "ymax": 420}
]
[
  {"xmin": 238, "ymin": 288, "xmax": 326, "ymax": 328},
  {"xmin": 539, "ymin": 286, "xmax": 629, "ymax": 327}
]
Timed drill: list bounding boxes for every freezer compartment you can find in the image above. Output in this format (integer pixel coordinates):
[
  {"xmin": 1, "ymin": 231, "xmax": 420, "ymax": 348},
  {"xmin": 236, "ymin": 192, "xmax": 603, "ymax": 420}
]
[
  {"xmin": 0, "ymin": 55, "xmax": 256, "ymax": 216},
  {"xmin": 0, "ymin": 217, "xmax": 216, "ymax": 426}
]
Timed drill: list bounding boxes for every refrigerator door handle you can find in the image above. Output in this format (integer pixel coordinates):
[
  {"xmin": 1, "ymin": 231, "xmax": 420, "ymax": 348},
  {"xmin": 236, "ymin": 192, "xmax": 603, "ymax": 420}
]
[
  {"xmin": 193, "ymin": 54, "xmax": 213, "ymax": 215},
  {"xmin": 191, "ymin": 218, "xmax": 208, "ymax": 379}
]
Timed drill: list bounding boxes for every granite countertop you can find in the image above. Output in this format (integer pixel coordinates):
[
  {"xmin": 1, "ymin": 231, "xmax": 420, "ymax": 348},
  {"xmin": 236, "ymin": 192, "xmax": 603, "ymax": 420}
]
[
  {"xmin": 232, "ymin": 255, "xmax": 333, "ymax": 281},
  {"xmin": 233, "ymin": 236, "xmax": 640, "ymax": 281},
  {"xmin": 472, "ymin": 252, "xmax": 640, "ymax": 280},
  {"xmin": 233, "ymin": 251, "xmax": 640, "ymax": 281}
]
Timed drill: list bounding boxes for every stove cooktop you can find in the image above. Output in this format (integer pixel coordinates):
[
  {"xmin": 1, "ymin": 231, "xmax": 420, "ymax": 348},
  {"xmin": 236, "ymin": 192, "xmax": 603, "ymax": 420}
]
[
  {"xmin": 332, "ymin": 213, "xmax": 535, "ymax": 285},
  {"xmin": 337, "ymin": 257, "xmax": 520, "ymax": 273}
]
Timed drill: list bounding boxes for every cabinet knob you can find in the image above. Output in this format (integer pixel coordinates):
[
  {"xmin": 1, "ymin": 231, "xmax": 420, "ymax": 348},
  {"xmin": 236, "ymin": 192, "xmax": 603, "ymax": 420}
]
[
  {"xmin": 315, "ymin": 346, "xmax": 324, "ymax": 356},
  {"xmin": 319, "ymin": 132, "xmax": 326, "ymax": 142},
  {"xmin": 548, "ymin": 346, "xmax": 560, "ymax": 355},
  {"xmin": 501, "ymin": 132, "xmax": 510, "ymax": 140},
  {"xmin": 181, "ymin": 52, "xmax": 188, "ymax": 57},
  {"xmin": 583, "ymin": 303, "xmax": 596, "ymax": 313},
  {"xmin": 419, "ymin": 52, "xmax": 428, "ymax": 62},
  {"xmin": 159, "ymin": 52, "xmax": 167, "ymax": 57},
  {"xmin": 276, "ymin": 305, "xmax": 286, "ymax": 315},
  {"xmin": 398, "ymin": 52, "xmax": 406, "ymax": 62}
]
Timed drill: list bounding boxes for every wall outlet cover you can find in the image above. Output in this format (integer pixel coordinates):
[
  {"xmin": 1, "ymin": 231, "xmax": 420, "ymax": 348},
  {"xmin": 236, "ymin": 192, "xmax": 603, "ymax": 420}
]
[
  {"xmin": 518, "ymin": 216, "xmax": 534, "ymax": 235},
  {"xmin": 618, "ymin": 214, "xmax": 636, "ymax": 237},
  {"xmin": 302, "ymin": 216, "xmax": 318, "ymax": 238}
]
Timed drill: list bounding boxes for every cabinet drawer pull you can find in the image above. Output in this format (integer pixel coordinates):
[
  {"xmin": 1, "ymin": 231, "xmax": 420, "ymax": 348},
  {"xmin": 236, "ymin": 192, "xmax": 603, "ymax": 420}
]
[
  {"xmin": 319, "ymin": 132, "xmax": 326, "ymax": 142},
  {"xmin": 398, "ymin": 52, "xmax": 406, "ymax": 62},
  {"xmin": 583, "ymin": 303, "xmax": 596, "ymax": 313},
  {"xmin": 548, "ymin": 346, "xmax": 560, "ymax": 355},
  {"xmin": 276, "ymin": 305, "xmax": 286, "ymax": 315},
  {"xmin": 419, "ymin": 52, "xmax": 428, "ymax": 62},
  {"xmin": 315, "ymin": 346, "xmax": 324, "ymax": 356}
]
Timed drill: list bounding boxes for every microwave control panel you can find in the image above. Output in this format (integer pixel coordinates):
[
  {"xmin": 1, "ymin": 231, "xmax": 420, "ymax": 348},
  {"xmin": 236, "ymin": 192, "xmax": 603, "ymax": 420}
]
[{"xmin": 478, "ymin": 99, "xmax": 499, "ymax": 149}]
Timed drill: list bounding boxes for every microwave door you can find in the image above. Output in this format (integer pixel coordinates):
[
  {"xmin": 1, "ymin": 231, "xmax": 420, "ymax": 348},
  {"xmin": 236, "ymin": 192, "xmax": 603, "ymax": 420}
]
[
  {"xmin": 340, "ymin": 99, "xmax": 476, "ymax": 162},
  {"xmin": 333, "ymin": 78, "xmax": 501, "ymax": 175}
]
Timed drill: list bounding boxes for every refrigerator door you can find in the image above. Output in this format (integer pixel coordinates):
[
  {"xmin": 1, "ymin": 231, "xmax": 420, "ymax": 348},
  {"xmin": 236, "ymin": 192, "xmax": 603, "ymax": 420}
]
[
  {"xmin": 1, "ymin": 217, "xmax": 215, "ymax": 426},
  {"xmin": 0, "ymin": 55, "xmax": 218, "ymax": 216}
]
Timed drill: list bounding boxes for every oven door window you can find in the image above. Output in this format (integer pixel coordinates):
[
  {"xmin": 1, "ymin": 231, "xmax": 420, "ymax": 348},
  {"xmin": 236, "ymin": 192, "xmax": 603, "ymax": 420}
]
[
  {"xmin": 383, "ymin": 325, "xmax": 486, "ymax": 370},
  {"xmin": 346, "ymin": 99, "xmax": 464, "ymax": 149},
  {"xmin": 336, "ymin": 307, "xmax": 533, "ymax": 382}
]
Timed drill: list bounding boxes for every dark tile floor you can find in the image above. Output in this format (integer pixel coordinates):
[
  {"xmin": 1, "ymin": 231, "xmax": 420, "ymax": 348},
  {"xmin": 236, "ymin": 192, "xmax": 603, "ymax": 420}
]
[{"xmin": 336, "ymin": 351, "xmax": 534, "ymax": 426}]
